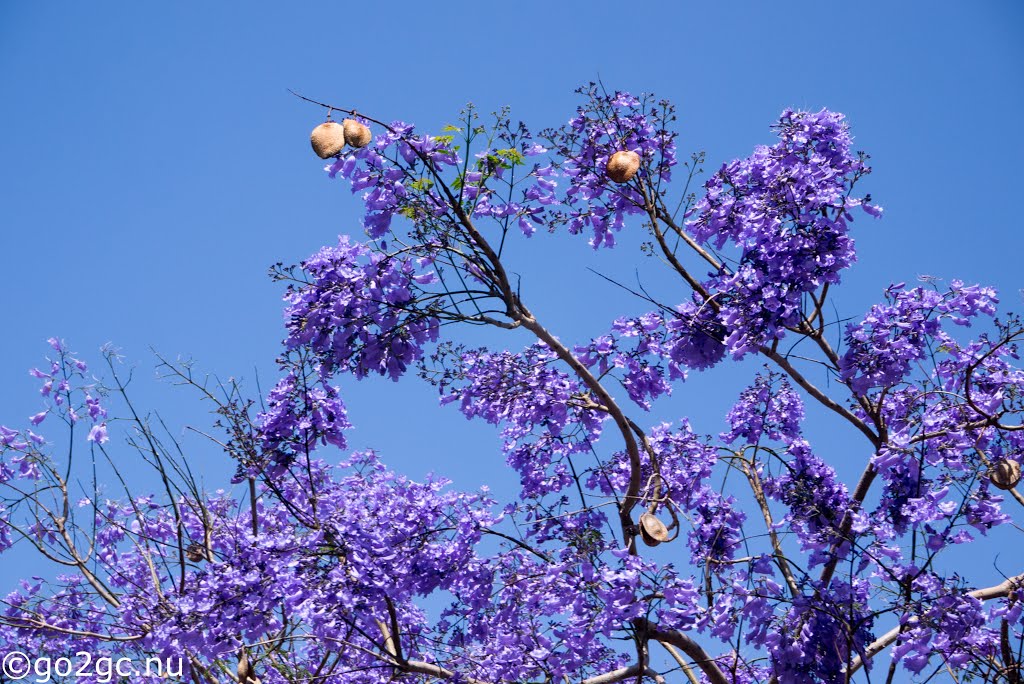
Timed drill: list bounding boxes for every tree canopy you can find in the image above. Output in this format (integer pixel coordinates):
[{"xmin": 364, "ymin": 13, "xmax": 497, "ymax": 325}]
[{"xmin": 1, "ymin": 85, "xmax": 1022, "ymax": 684}]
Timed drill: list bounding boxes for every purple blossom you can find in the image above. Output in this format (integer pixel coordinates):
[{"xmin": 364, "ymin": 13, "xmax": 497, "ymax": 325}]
[
  {"xmin": 281, "ymin": 236, "xmax": 440, "ymax": 381},
  {"xmin": 723, "ymin": 373, "xmax": 805, "ymax": 446},
  {"xmin": 86, "ymin": 423, "xmax": 108, "ymax": 445},
  {"xmin": 549, "ymin": 84, "xmax": 678, "ymax": 249},
  {"xmin": 840, "ymin": 281, "xmax": 999, "ymax": 395},
  {"xmin": 688, "ymin": 108, "xmax": 877, "ymax": 357}
]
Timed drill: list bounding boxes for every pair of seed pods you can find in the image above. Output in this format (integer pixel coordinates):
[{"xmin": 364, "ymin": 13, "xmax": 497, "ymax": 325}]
[{"xmin": 311, "ymin": 119, "xmax": 373, "ymax": 159}]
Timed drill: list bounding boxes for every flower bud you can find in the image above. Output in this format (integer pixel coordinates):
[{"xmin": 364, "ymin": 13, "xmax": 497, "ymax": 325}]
[
  {"xmin": 311, "ymin": 121, "xmax": 346, "ymax": 159},
  {"xmin": 606, "ymin": 150, "xmax": 641, "ymax": 184},
  {"xmin": 989, "ymin": 459, "xmax": 1021, "ymax": 490},
  {"xmin": 343, "ymin": 118, "xmax": 373, "ymax": 148}
]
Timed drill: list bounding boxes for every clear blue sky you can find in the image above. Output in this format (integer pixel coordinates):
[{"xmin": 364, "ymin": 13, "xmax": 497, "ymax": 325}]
[{"xmin": 1, "ymin": 0, "xmax": 1023, "ymax": 653}]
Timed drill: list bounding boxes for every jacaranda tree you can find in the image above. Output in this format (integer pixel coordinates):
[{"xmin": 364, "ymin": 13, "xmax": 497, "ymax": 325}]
[{"xmin": 1, "ymin": 85, "xmax": 1023, "ymax": 684}]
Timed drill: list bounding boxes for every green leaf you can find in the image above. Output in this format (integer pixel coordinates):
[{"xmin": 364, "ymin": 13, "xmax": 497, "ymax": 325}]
[
  {"xmin": 409, "ymin": 177, "xmax": 435, "ymax": 192},
  {"xmin": 495, "ymin": 147, "xmax": 525, "ymax": 166}
]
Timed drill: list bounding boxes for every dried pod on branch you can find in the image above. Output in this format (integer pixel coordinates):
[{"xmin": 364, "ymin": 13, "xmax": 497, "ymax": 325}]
[
  {"xmin": 606, "ymin": 150, "xmax": 641, "ymax": 183},
  {"xmin": 989, "ymin": 459, "xmax": 1022, "ymax": 490},
  {"xmin": 311, "ymin": 121, "xmax": 346, "ymax": 159},
  {"xmin": 638, "ymin": 512, "xmax": 669, "ymax": 547},
  {"xmin": 185, "ymin": 542, "xmax": 207, "ymax": 563},
  {"xmin": 343, "ymin": 118, "xmax": 372, "ymax": 148}
]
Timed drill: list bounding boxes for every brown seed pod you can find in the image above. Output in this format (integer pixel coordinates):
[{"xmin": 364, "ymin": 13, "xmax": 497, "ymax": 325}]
[
  {"xmin": 310, "ymin": 121, "xmax": 346, "ymax": 159},
  {"xmin": 638, "ymin": 512, "xmax": 669, "ymax": 547},
  {"xmin": 343, "ymin": 118, "xmax": 373, "ymax": 148},
  {"xmin": 989, "ymin": 459, "xmax": 1022, "ymax": 491},
  {"xmin": 606, "ymin": 150, "xmax": 641, "ymax": 184},
  {"xmin": 185, "ymin": 542, "xmax": 207, "ymax": 563}
]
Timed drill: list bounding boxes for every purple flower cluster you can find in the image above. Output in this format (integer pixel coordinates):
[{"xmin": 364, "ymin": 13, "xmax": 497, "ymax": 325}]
[
  {"xmin": 761, "ymin": 578, "xmax": 874, "ymax": 683},
  {"xmin": 767, "ymin": 443, "xmax": 852, "ymax": 566},
  {"xmin": 549, "ymin": 84, "xmax": 678, "ymax": 248},
  {"xmin": 569, "ymin": 301, "xmax": 726, "ymax": 412},
  {"xmin": 688, "ymin": 491, "xmax": 747, "ymax": 566},
  {"xmin": 0, "ymin": 339, "xmax": 112, "ymax": 557},
  {"xmin": 664, "ymin": 299, "xmax": 729, "ymax": 371},
  {"xmin": 440, "ymin": 344, "xmax": 606, "ymax": 498},
  {"xmin": 840, "ymin": 280, "xmax": 999, "ymax": 395},
  {"xmin": 257, "ymin": 366, "xmax": 350, "ymax": 472},
  {"xmin": 891, "ymin": 574, "xmax": 999, "ymax": 674},
  {"xmin": 326, "ymin": 120, "xmax": 460, "ymax": 239},
  {"xmin": 688, "ymin": 109, "xmax": 881, "ymax": 356},
  {"xmin": 575, "ymin": 313, "xmax": 678, "ymax": 410},
  {"xmin": 722, "ymin": 373, "xmax": 805, "ymax": 446},
  {"xmin": 1, "ymin": 338, "xmax": 109, "ymax": 451},
  {"xmin": 586, "ymin": 420, "xmax": 716, "ymax": 509},
  {"xmin": 282, "ymin": 236, "xmax": 440, "ymax": 381},
  {"xmin": 328, "ymin": 114, "xmax": 559, "ymax": 243},
  {"xmin": 462, "ymin": 119, "xmax": 559, "ymax": 238}
]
